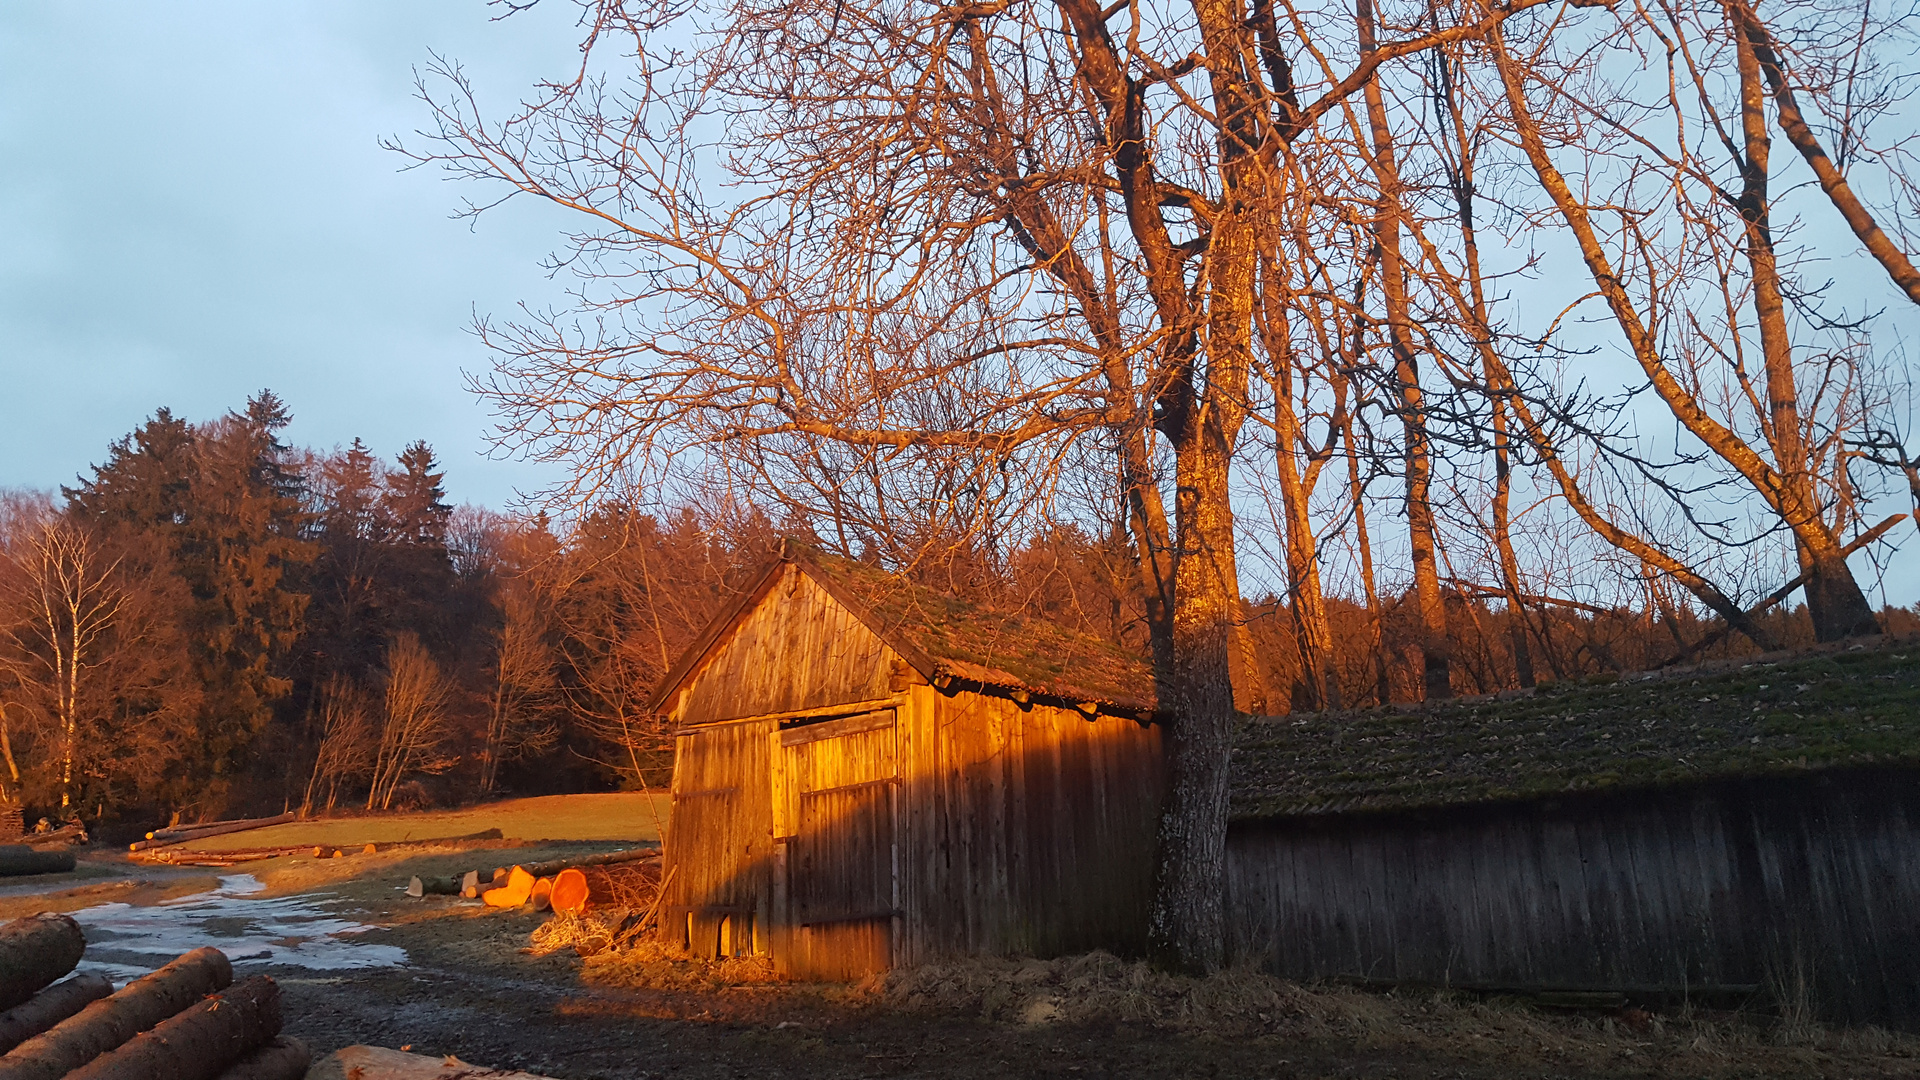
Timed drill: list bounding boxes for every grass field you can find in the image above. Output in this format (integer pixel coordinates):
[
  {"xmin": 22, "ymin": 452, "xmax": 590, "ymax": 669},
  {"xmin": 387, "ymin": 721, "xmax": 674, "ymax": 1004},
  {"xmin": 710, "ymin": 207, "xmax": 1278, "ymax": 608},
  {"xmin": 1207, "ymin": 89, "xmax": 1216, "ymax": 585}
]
[{"xmin": 177, "ymin": 792, "xmax": 672, "ymax": 851}]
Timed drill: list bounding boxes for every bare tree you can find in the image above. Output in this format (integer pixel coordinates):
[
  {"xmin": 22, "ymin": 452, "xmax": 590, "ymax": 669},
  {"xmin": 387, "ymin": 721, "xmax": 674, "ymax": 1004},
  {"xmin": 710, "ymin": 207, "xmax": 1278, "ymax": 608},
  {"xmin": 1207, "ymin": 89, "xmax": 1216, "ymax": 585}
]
[
  {"xmin": 0, "ymin": 515, "xmax": 126, "ymax": 812},
  {"xmin": 1483, "ymin": 2, "xmax": 1886, "ymax": 641},
  {"xmin": 302, "ymin": 675, "xmax": 375, "ymax": 816},
  {"xmin": 401, "ymin": 0, "xmax": 1555, "ymax": 973},
  {"xmin": 367, "ymin": 634, "xmax": 456, "ymax": 811},
  {"xmin": 479, "ymin": 588, "xmax": 558, "ymax": 795}
]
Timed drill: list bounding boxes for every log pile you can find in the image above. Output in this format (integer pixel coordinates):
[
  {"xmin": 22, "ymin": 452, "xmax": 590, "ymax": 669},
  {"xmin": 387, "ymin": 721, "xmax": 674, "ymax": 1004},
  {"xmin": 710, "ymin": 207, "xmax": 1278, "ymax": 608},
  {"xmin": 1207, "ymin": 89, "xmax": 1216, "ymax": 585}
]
[
  {"xmin": 405, "ymin": 846, "xmax": 661, "ymax": 915},
  {"xmin": 0, "ymin": 920, "xmax": 309, "ymax": 1080},
  {"xmin": 129, "ymin": 814, "xmax": 296, "ymax": 853}
]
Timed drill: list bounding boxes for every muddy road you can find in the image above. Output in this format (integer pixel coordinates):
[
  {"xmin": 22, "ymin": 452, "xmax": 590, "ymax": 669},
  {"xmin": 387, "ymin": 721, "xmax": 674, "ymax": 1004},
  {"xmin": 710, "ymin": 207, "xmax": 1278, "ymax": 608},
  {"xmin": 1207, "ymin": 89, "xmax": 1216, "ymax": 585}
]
[{"xmin": 6, "ymin": 848, "xmax": 1916, "ymax": 1080}]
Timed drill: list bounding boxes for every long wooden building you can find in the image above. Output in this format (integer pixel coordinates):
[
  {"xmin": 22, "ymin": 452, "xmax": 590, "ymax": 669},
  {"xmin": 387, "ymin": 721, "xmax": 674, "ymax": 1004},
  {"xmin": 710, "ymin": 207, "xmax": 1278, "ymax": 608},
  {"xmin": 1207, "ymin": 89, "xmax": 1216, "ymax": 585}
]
[{"xmin": 649, "ymin": 544, "xmax": 1166, "ymax": 980}]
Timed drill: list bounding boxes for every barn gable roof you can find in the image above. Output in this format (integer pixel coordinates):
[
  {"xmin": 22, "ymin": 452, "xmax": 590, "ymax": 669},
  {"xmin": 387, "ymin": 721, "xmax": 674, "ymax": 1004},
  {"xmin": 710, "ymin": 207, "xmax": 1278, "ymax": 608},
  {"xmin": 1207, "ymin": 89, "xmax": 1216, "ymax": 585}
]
[
  {"xmin": 1230, "ymin": 637, "xmax": 1920, "ymax": 820},
  {"xmin": 649, "ymin": 542, "xmax": 1158, "ymax": 715}
]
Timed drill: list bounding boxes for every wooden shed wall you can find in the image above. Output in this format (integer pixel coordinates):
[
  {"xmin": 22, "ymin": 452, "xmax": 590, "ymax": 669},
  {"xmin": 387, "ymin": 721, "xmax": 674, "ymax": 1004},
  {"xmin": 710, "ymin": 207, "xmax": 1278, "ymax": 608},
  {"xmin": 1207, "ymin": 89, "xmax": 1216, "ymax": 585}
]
[
  {"xmin": 1224, "ymin": 767, "xmax": 1920, "ymax": 1027},
  {"xmin": 897, "ymin": 685, "xmax": 1166, "ymax": 963},
  {"xmin": 673, "ymin": 564, "xmax": 896, "ymax": 727},
  {"xmin": 666, "ymin": 717, "xmax": 777, "ymax": 957}
]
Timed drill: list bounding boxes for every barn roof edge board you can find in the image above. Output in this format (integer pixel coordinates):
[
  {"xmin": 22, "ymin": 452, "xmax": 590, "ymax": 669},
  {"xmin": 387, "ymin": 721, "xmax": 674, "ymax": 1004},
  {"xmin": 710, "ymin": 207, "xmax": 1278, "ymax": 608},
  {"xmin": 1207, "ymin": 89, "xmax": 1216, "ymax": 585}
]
[{"xmin": 646, "ymin": 539, "xmax": 1161, "ymax": 717}]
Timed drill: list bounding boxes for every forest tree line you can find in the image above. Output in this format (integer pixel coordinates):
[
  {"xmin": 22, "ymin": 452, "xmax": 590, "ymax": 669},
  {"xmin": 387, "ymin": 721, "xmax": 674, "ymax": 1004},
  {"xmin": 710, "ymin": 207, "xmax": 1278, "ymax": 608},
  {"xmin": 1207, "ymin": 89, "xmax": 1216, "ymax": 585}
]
[{"xmin": 2, "ymin": 393, "xmax": 1912, "ymax": 829}]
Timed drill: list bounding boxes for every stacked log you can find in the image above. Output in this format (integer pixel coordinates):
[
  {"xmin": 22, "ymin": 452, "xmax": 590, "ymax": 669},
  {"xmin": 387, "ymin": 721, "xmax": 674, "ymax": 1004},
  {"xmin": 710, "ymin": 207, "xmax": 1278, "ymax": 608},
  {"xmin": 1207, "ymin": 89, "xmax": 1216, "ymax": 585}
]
[
  {"xmin": 0, "ymin": 943, "xmax": 308, "ymax": 1080},
  {"xmin": 130, "ymin": 814, "xmax": 296, "ymax": 853},
  {"xmin": 0, "ymin": 979, "xmax": 112, "ymax": 1055},
  {"xmin": 64, "ymin": 976, "xmax": 281, "ymax": 1080},
  {"xmin": 0, "ymin": 916, "xmax": 86, "ymax": 1011},
  {"xmin": 405, "ymin": 846, "xmax": 658, "ymax": 911}
]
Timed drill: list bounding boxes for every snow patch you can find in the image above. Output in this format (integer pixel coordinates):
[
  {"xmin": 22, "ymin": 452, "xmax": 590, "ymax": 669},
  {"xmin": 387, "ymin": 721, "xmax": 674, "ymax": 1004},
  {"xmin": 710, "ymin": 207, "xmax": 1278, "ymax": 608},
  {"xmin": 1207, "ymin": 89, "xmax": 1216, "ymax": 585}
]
[{"xmin": 72, "ymin": 874, "xmax": 407, "ymax": 980}]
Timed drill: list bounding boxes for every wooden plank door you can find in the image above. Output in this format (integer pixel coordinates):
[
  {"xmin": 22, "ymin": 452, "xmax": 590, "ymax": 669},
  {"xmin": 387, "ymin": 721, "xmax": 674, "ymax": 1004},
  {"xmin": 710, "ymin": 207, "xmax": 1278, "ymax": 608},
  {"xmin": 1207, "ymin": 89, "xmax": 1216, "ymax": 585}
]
[
  {"xmin": 773, "ymin": 710, "xmax": 898, "ymax": 980},
  {"xmin": 666, "ymin": 719, "xmax": 774, "ymax": 959}
]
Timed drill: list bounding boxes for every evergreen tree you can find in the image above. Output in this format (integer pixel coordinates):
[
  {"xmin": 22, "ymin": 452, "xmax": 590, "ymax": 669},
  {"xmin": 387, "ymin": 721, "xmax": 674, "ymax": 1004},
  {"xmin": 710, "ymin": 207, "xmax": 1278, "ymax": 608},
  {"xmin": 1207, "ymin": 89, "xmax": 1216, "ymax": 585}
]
[{"xmin": 173, "ymin": 394, "xmax": 312, "ymax": 806}]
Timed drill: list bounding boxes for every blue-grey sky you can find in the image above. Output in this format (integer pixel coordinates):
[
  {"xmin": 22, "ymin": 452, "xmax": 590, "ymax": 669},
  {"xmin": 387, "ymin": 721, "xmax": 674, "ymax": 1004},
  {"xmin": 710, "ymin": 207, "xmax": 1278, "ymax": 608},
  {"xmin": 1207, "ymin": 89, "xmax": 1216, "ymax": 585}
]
[
  {"xmin": 2, "ymin": 4, "xmax": 1914, "ymax": 607},
  {"xmin": 0, "ymin": 2, "xmax": 581, "ymax": 508}
]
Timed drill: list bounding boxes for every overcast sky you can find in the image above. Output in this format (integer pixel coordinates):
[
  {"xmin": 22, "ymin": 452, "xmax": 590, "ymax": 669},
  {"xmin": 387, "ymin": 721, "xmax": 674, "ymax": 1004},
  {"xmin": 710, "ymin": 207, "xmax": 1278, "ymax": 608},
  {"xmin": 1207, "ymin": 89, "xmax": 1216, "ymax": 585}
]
[
  {"xmin": 0, "ymin": 2, "xmax": 583, "ymax": 509},
  {"xmin": 3, "ymin": 4, "xmax": 1914, "ymax": 606}
]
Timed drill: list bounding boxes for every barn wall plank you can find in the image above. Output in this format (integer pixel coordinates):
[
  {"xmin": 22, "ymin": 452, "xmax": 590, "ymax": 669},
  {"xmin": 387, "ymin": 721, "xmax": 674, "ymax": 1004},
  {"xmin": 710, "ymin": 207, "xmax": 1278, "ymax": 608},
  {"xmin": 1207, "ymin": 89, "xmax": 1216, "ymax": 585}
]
[{"xmin": 1224, "ymin": 767, "xmax": 1920, "ymax": 1027}]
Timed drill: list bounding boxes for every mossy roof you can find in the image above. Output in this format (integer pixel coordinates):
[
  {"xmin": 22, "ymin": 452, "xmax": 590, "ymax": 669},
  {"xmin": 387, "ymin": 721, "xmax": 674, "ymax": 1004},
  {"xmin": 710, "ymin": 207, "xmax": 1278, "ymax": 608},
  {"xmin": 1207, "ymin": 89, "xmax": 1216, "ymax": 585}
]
[
  {"xmin": 1231, "ymin": 638, "xmax": 1920, "ymax": 820},
  {"xmin": 797, "ymin": 549, "xmax": 1159, "ymax": 712}
]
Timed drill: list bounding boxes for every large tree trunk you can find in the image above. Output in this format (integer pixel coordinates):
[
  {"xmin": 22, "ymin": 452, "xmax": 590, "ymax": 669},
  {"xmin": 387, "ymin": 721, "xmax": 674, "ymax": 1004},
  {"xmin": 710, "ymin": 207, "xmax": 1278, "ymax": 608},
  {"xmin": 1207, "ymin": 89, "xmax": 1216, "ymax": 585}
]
[
  {"xmin": 1149, "ymin": 425, "xmax": 1242, "ymax": 975},
  {"xmin": 1146, "ymin": 0, "xmax": 1259, "ymax": 969},
  {"xmin": 1729, "ymin": 19, "xmax": 1880, "ymax": 642}
]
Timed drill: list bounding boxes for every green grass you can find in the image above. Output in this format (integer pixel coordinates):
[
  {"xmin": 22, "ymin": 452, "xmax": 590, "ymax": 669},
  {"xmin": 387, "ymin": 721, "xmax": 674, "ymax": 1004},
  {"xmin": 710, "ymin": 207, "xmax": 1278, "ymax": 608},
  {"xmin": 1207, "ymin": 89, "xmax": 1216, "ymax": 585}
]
[
  {"xmin": 1232, "ymin": 639, "xmax": 1920, "ymax": 819},
  {"xmin": 180, "ymin": 792, "xmax": 672, "ymax": 851}
]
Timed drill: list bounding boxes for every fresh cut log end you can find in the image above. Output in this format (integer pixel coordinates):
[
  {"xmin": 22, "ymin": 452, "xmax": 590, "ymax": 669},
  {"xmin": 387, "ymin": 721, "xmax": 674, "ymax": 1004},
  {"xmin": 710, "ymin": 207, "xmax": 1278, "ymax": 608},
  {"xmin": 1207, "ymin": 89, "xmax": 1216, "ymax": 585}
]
[
  {"xmin": 0, "ymin": 946, "xmax": 233, "ymax": 1080},
  {"xmin": 482, "ymin": 866, "xmax": 536, "ymax": 908},
  {"xmin": 212, "ymin": 1035, "xmax": 310, "ymax": 1080},
  {"xmin": 549, "ymin": 869, "xmax": 590, "ymax": 916},
  {"xmin": 0, "ymin": 913, "xmax": 86, "ymax": 1011},
  {"xmin": 531, "ymin": 877, "xmax": 554, "ymax": 912},
  {"xmin": 0, "ymin": 974, "xmax": 113, "ymax": 1054},
  {"xmin": 63, "ymin": 974, "xmax": 281, "ymax": 1080}
]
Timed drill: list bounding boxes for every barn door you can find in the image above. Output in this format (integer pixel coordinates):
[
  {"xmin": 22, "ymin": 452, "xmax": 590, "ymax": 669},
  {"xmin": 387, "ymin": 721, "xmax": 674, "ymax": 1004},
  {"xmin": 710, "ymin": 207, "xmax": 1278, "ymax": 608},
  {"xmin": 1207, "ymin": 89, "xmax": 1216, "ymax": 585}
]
[
  {"xmin": 667, "ymin": 719, "xmax": 773, "ymax": 960},
  {"xmin": 772, "ymin": 709, "xmax": 898, "ymax": 980}
]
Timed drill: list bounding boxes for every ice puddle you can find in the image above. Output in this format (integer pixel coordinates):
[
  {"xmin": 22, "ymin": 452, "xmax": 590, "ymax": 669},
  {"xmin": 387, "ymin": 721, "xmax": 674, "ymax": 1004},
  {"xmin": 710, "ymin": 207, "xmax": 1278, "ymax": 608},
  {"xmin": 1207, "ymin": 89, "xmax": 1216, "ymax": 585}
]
[{"xmin": 72, "ymin": 874, "xmax": 407, "ymax": 981}]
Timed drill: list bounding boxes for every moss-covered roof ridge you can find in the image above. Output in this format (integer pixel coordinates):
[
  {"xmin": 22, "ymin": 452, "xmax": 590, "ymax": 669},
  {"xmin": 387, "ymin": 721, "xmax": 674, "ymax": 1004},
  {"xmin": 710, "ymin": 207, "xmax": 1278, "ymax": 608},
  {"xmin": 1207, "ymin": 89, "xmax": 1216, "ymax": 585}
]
[
  {"xmin": 1231, "ymin": 634, "xmax": 1920, "ymax": 820},
  {"xmin": 794, "ymin": 546, "xmax": 1158, "ymax": 711}
]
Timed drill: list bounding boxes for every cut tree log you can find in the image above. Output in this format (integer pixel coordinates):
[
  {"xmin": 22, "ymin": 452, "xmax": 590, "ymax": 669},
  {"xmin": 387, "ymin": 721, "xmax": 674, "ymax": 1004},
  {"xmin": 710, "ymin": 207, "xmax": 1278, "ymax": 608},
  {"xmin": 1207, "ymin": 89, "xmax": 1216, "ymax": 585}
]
[
  {"xmin": 516, "ymin": 845, "xmax": 660, "ymax": 879},
  {"xmin": 530, "ymin": 876, "xmax": 554, "ymax": 912},
  {"xmin": 549, "ymin": 869, "xmax": 589, "ymax": 916},
  {"xmin": 367, "ymin": 828, "xmax": 503, "ymax": 853},
  {"xmin": 0, "ymin": 946, "xmax": 232, "ymax": 1080},
  {"xmin": 212, "ymin": 1035, "xmax": 310, "ymax": 1080},
  {"xmin": 0, "ymin": 847, "xmax": 76, "ymax": 878},
  {"xmin": 64, "ymin": 974, "xmax": 280, "ymax": 1080},
  {"xmin": 0, "ymin": 914, "xmax": 85, "ymax": 1010},
  {"xmin": 143, "ymin": 813, "xmax": 296, "ymax": 844},
  {"xmin": 482, "ymin": 866, "xmax": 536, "ymax": 908},
  {"xmin": 131, "ymin": 847, "xmax": 306, "ymax": 866},
  {"xmin": 0, "ymin": 974, "xmax": 112, "ymax": 1053}
]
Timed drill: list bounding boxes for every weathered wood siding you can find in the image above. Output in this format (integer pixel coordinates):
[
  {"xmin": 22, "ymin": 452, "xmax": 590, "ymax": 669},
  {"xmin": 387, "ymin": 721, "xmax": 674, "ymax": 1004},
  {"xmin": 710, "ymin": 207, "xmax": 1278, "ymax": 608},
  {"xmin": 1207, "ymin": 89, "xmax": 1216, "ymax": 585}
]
[
  {"xmin": 662, "ymin": 564, "xmax": 1167, "ymax": 977},
  {"xmin": 666, "ymin": 718, "xmax": 776, "ymax": 956},
  {"xmin": 1225, "ymin": 767, "xmax": 1920, "ymax": 1027},
  {"xmin": 898, "ymin": 685, "xmax": 1166, "ymax": 963},
  {"xmin": 674, "ymin": 564, "xmax": 895, "ymax": 726},
  {"xmin": 774, "ymin": 710, "xmax": 900, "ymax": 980}
]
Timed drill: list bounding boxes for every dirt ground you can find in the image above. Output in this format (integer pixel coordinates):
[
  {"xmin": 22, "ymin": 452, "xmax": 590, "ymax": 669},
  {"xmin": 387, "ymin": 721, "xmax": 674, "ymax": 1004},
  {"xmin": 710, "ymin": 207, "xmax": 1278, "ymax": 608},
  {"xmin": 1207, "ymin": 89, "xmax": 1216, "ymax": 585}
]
[{"xmin": 6, "ymin": 843, "xmax": 1917, "ymax": 1080}]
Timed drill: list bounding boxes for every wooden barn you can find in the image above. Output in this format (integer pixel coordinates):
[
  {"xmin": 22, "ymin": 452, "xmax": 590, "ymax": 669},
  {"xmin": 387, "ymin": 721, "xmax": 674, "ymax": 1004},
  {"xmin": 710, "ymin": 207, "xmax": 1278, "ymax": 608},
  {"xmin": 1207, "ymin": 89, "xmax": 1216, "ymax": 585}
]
[
  {"xmin": 649, "ymin": 544, "xmax": 1167, "ymax": 980},
  {"xmin": 1225, "ymin": 643, "xmax": 1920, "ymax": 1027}
]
